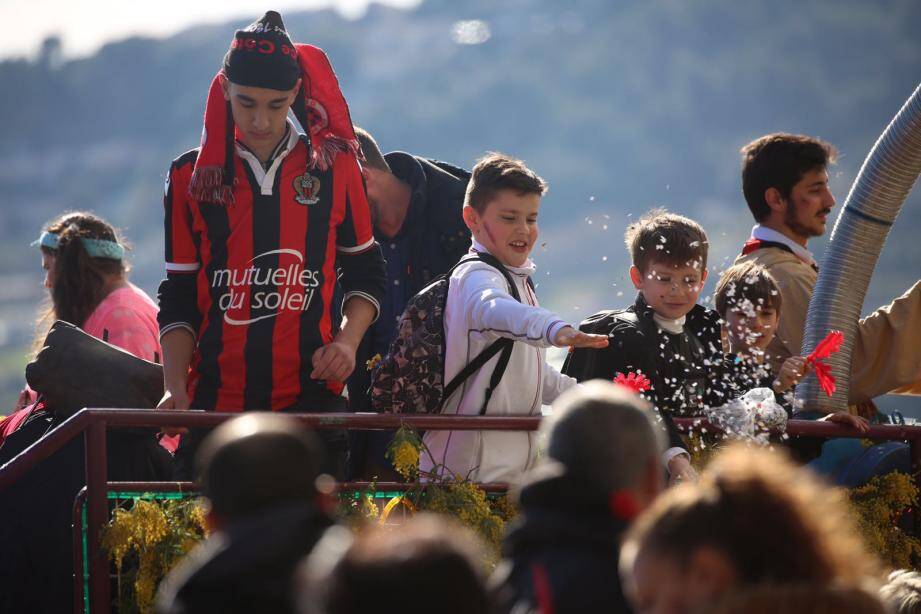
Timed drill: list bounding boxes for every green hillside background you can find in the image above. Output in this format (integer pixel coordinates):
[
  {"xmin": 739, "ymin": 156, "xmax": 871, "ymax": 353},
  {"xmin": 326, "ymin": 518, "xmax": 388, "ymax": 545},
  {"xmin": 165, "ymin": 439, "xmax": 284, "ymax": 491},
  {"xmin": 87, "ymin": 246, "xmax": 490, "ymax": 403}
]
[{"xmin": 1, "ymin": 0, "xmax": 919, "ymax": 413}]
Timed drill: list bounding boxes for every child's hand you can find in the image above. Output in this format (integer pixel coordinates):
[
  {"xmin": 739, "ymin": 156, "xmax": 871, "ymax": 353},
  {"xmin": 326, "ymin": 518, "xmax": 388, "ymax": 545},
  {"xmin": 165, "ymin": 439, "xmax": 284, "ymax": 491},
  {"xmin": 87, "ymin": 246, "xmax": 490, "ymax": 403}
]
[
  {"xmin": 774, "ymin": 355, "xmax": 810, "ymax": 392},
  {"xmin": 819, "ymin": 411, "xmax": 870, "ymax": 433},
  {"xmin": 667, "ymin": 454, "xmax": 698, "ymax": 486},
  {"xmin": 553, "ymin": 326, "xmax": 609, "ymax": 348}
]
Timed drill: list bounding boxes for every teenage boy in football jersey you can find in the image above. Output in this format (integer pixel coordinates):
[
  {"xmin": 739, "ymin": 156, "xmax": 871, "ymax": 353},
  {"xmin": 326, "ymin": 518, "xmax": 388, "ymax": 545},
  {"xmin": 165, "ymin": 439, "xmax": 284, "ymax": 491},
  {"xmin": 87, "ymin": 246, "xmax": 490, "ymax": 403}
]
[{"xmin": 157, "ymin": 11, "xmax": 385, "ymax": 479}]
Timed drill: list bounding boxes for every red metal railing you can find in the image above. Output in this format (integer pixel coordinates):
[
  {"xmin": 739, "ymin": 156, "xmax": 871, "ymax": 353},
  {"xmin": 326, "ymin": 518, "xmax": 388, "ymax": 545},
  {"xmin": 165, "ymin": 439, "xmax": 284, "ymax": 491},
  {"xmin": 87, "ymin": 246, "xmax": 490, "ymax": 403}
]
[
  {"xmin": 69, "ymin": 478, "xmax": 513, "ymax": 612},
  {"xmin": 0, "ymin": 409, "xmax": 541, "ymax": 614},
  {"xmin": 2, "ymin": 408, "xmax": 921, "ymax": 614}
]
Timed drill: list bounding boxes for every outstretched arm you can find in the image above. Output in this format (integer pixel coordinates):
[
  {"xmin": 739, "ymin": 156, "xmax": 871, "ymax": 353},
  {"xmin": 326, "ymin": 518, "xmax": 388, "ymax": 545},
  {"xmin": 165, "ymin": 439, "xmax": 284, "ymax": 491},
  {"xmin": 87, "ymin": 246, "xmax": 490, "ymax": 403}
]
[
  {"xmin": 773, "ymin": 355, "xmax": 810, "ymax": 393},
  {"xmin": 461, "ymin": 268, "xmax": 606, "ymax": 349}
]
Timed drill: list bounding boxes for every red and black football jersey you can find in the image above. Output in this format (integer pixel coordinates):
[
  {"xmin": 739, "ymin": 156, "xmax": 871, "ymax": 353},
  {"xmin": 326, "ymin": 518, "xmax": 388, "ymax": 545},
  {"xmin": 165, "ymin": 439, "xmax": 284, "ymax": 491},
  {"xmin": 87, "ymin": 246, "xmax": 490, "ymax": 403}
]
[{"xmin": 159, "ymin": 131, "xmax": 384, "ymax": 411}]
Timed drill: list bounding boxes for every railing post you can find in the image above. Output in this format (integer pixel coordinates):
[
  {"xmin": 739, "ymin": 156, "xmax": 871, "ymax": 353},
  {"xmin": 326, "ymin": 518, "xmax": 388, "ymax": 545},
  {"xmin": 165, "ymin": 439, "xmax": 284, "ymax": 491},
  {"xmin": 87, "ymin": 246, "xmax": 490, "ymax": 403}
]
[
  {"xmin": 72, "ymin": 487, "xmax": 88, "ymax": 614},
  {"xmin": 85, "ymin": 419, "xmax": 109, "ymax": 614},
  {"xmin": 910, "ymin": 435, "xmax": 921, "ymax": 533}
]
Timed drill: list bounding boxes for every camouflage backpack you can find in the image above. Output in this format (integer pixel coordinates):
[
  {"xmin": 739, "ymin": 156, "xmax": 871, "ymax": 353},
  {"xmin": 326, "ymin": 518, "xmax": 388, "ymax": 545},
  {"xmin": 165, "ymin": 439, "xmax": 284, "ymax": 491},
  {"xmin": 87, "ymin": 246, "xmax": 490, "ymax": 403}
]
[{"xmin": 370, "ymin": 251, "xmax": 525, "ymax": 414}]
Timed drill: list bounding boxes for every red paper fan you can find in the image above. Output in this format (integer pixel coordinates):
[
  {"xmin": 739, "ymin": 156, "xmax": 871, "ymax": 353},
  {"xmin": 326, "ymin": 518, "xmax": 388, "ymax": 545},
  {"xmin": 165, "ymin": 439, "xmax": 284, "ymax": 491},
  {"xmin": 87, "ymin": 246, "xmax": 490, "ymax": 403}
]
[{"xmin": 806, "ymin": 330, "xmax": 844, "ymax": 397}]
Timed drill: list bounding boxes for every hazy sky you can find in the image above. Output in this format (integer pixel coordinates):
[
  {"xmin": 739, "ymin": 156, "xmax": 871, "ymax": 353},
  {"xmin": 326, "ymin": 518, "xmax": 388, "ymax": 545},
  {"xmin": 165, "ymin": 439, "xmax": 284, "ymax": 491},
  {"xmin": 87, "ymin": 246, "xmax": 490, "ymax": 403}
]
[{"xmin": 2, "ymin": 0, "xmax": 421, "ymax": 59}]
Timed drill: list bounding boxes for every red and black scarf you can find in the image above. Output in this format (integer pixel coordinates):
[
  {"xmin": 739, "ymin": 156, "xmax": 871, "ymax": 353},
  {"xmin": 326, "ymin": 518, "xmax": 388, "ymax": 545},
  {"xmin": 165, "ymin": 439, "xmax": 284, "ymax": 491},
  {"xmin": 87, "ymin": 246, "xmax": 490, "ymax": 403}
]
[{"xmin": 189, "ymin": 44, "xmax": 359, "ymax": 206}]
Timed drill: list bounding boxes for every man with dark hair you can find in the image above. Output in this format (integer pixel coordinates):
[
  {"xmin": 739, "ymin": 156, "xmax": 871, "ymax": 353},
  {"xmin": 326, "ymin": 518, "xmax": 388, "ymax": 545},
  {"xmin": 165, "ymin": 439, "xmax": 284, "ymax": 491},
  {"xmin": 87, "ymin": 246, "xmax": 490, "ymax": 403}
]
[
  {"xmin": 157, "ymin": 12, "xmax": 385, "ymax": 479},
  {"xmin": 156, "ymin": 413, "xmax": 334, "ymax": 614},
  {"xmin": 492, "ymin": 381, "xmax": 665, "ymax": 614},
  {"xmin": 741, "ymin": 133, "xmax": 838, "ymax": 227},
  {"xmin": 735, "ymin": 133, "xmax": 921, "ymax": 402},
  {"xmin": 347, "ymin": 127, "xmax": 471, "ymax": 478}
]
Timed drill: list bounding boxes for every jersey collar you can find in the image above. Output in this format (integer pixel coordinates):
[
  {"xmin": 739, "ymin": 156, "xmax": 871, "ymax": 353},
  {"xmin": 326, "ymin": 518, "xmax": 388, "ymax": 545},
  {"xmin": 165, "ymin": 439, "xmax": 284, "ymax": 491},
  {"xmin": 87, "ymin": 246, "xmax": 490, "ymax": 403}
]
[{"xmin": 234, "ymin": 119, "xmax": 300, "ymax": 196}]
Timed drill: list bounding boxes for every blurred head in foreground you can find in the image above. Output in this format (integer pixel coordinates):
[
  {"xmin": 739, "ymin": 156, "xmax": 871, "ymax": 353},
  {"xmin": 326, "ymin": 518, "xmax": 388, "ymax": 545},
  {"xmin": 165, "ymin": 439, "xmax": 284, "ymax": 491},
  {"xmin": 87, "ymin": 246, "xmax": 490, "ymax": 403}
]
[
  {"xmin": 156, "ymin": 414, "xmax": 331, "ymax": 614},
  {"xmin": 540, "ymin": 379, "xmax": 666, "ymax": 508},
  {"xmin": 620, "ymin": 444, "xmax": 879, "ymax": 614},
  {"xmin": 704, "ymin": 583, "xmax": 886, "ymax": 614},
  {"xmin": 298, "ymin": 514, "xmax": 491, "ymax": 614},
  {"xmin": 490, "ymin": 381, "xmax": 666, "ymax": 614},
  {"xmin": 197, "ymin": 412, "xmax": 326, "ymax": 526}
]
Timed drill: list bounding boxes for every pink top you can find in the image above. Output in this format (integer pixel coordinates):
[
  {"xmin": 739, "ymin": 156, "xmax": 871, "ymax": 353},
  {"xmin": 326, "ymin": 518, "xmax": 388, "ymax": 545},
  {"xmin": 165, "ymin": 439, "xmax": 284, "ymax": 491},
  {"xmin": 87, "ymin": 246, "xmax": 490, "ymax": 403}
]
[
  {"xmin": 82, "ymin": 283, "xmax": 161, "ymax": 363},
  {"xmin": 83, "ymin": 283, "xmax": 180, "ymax": 453}
]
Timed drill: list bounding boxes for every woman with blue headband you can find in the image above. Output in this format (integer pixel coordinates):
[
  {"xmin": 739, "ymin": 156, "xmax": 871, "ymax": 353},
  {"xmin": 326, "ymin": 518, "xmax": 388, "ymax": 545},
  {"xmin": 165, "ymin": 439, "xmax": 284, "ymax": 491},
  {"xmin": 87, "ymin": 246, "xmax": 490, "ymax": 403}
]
[
  {"xmin": 5, "ymin": 212, "xmax": 165, "ymax": 426},
  {"xmin": 4, "ymin": 211, "xmax": 168, "ymax": 435},
  {"xmin": 31, "ymin": 211, "xmax": 161, "ymax": 362}
]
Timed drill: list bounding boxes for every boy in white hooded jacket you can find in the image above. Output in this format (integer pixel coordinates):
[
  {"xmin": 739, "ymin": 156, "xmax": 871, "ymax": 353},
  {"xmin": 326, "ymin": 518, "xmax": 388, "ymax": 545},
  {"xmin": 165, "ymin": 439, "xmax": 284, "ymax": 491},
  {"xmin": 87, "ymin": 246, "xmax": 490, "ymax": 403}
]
[{"xmin": 420, "ymin": 153, "xmax": 608, "ymax": 484}]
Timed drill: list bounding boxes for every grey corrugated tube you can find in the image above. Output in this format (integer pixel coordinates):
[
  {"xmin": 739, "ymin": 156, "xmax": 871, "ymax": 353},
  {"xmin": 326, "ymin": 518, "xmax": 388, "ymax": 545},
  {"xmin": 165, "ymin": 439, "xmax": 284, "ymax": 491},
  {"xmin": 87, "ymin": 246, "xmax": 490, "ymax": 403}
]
[{"xmin": 796, "ymin": 82, "xmax": 921, "ymax": 412}]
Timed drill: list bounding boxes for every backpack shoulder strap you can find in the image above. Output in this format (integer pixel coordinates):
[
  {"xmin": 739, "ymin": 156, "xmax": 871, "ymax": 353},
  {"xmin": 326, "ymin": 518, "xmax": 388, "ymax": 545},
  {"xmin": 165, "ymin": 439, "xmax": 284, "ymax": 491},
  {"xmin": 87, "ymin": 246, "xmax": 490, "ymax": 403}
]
[
  {"xmin": 463, "ymin": 251, "xmax": 522, "ymax": 301},
  {"xmin": 440, "ymin": 337, "xmax": 513, "ymax": 410},
  {"xmin": 438, "ymin": 251, "xmax": 524, "ymax": 412},
  {"xmin": 479, "ymin": 341, "xmax": 514, "ymax": 415}
]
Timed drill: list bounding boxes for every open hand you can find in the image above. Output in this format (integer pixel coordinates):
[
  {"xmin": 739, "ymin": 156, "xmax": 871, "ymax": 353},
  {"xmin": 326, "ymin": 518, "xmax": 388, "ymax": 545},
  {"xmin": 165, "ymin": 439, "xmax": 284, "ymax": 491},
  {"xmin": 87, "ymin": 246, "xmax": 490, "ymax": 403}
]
[{"xmin": 553, "ymin": 326, "xmax": 609, "ymax": 349}]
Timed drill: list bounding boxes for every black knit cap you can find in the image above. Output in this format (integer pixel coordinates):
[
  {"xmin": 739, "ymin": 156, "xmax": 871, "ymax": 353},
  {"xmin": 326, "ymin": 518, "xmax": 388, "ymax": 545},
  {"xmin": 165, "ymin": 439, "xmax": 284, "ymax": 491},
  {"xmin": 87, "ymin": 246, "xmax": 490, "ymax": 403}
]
[{"xmin": 223, "ymin": 11, "xmax": 300, "ymax": 91}]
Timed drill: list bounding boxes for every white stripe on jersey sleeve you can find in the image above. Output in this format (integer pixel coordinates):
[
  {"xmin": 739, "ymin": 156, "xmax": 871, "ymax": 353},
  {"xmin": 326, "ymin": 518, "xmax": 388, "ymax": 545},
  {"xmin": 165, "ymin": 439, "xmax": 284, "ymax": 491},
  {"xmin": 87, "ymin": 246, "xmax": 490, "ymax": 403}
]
[
  {"xmin": 336, "ymin": 237, "xmax": 375, "ymax": 254},
  {"xmin": 342, "ymin": 290, "xmax": 381, "ymax": 323},
  {"xmin": 166, "ymin": 262, "xmax": 200, "ymax": 272}
]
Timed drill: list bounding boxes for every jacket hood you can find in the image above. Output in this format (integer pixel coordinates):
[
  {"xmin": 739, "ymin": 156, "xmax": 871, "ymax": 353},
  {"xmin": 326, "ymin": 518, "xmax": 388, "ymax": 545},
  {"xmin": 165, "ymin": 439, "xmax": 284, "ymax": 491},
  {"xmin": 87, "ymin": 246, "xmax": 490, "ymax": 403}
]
[{"xmin": 504, "ymin": 470, "xmax": 629, "ymax": 558}]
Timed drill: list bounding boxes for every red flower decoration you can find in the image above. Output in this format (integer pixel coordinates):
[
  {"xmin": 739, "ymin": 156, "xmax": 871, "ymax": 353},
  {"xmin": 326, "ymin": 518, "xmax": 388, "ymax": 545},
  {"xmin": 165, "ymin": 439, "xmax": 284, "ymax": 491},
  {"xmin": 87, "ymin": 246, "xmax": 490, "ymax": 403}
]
[
  {"xmin": 806, "ymin": 330, "xmax": 844, "ymax": 397},
  {"xmin": 614, "ymin": 371, "xmax": 651, "ymax": 394}
]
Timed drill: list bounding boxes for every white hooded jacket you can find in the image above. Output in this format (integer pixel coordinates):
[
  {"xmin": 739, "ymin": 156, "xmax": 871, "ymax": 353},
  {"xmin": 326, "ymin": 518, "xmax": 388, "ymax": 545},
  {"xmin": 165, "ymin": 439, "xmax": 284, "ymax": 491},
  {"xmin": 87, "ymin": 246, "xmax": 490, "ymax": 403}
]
[{"xmin": 420, "ymin": 240, "xmax": 577, "ymax": 484}]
